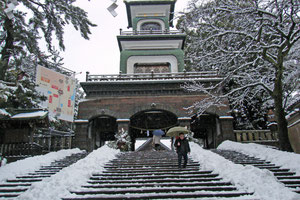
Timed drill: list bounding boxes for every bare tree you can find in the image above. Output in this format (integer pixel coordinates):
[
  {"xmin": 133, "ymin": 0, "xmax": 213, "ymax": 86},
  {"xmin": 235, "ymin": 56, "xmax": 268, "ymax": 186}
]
[{"xmin": 179, "ymin": 0, "xmax": 300, "ymax": 151}]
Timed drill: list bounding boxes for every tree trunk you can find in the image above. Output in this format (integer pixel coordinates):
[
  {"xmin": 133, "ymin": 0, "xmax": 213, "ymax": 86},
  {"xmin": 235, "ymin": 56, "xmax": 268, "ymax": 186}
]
[
  {"xmin": 273, "ymin": 65, "xmax": 293, "ymax": 152},
  {"xmin": 274, "ymin": 97, "xmax": 293, "ymax": 152},
  {"xmin": 0, "ymin": 17, "xmax": 14, "ymax": 81}
]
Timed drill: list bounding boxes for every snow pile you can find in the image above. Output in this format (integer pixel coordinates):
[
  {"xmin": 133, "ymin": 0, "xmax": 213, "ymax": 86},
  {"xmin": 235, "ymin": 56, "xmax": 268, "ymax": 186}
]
[
  {"xmin": 0, "ymin": 157, "xmax": 7, "ymax": 167},
  {"xmin": 0, "ymin": 108, "xmax": 11, "ymax": 116},
  {"xmin": 0, "ymin": 148, "xmax": 83, "ymax": 183},
  {"xmin": 218, "ymin": 141, "xmax": 300, "ymax": 176},
  {"xmin": 11, "ymin": 111, "xmax": 48, "ymax": 119},
  {"xmin": 190, "ymin": 142, "xmax": 300, "ymax": 200},
  {"xmin": 17, "ymin": 145, "xmax": 119, "ymax": 200}
]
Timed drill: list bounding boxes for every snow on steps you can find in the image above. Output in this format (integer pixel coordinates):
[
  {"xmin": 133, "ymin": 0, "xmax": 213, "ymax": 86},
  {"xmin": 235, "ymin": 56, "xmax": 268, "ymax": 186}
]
[
  {"xmin": 212, "ymin": 149, "xmax": 300, "ymax": 194},
  {"xmin": 0, "ymin": 152, "xmax": 87, "ymax": 198},
  {"xmin": 63, "ymin": 151, "xmax": 256, "ymax": 200}
]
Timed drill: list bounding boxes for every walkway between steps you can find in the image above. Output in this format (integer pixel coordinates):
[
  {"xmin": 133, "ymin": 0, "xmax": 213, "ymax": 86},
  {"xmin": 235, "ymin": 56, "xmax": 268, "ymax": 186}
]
[
  {"xmin": 63, "ymin": 151, "xmax": 257, "ymax": 200},
  {"xmin": 0, "ymin": 152, "xmax": 87, "ymax": 199},
  {"xmin": 212, "ymin": 149, "xmax": 300, "ymax": 194}
]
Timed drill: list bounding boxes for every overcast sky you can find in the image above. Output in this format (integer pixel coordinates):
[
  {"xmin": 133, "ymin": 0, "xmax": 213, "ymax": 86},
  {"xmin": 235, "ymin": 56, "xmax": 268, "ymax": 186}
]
[{"xmin": 61, "ymin": 0, "xmax": 189, "ymax": 82}]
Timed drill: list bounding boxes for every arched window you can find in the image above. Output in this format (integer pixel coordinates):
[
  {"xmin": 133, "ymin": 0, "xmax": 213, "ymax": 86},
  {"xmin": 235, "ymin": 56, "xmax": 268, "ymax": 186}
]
[{"xmin": 141, "ymin": 22, "xmax": 161, "ymax": 31}]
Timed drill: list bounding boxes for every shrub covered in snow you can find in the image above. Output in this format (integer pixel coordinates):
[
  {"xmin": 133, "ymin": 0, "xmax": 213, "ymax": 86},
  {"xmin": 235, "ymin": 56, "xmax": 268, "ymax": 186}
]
[{"xmin": 107, "ymin": 128, "xmax": 131, "ymax": 151}]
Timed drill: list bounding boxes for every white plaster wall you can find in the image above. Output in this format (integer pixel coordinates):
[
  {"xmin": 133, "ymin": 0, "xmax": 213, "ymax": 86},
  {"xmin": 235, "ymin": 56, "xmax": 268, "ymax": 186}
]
[{"xmin": 127, "ymin": 55, "xmax": 178, "ymax": 73}]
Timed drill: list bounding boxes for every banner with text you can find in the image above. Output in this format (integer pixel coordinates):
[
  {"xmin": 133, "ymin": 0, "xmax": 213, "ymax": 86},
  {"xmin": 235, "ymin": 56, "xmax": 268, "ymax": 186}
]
[{"xmin": 36, "ymin": 65, "xmax": 76, "ymax": 122}]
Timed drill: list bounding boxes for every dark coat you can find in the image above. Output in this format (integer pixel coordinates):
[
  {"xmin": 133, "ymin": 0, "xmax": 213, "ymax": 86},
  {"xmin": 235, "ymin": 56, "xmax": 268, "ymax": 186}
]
[{"xmin": 174, "ymin": 138, "xmax": 190, "ymax": 154}]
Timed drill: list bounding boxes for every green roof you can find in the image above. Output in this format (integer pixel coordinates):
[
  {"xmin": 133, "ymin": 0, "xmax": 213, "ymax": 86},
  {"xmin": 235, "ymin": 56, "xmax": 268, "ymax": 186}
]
[
  {"xmin": 124, "ymin": 0, "xmax": 176, "ymax": 28},
  {"xmin": 124, "ymin": 0, "xmax": 176, "ymax": 2}
]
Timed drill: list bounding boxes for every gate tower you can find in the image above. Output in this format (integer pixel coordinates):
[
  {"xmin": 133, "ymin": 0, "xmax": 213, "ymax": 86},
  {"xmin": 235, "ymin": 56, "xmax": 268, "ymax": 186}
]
[{"xmin": 75, "ymin": 0, "xmax": 235, "ymax": 152}]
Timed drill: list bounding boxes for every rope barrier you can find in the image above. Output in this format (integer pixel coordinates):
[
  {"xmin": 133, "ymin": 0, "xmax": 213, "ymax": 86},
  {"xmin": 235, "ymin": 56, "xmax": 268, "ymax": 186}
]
[{"xmin": 129, "ymin": 124, "xmax": 176, "ymax": 132}]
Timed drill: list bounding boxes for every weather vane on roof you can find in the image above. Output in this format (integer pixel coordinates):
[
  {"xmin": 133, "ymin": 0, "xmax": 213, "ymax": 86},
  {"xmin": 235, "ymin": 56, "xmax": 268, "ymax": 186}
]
[{"xmin": 107, "ymin": 0, "xmax": 118, "ymax": 17}]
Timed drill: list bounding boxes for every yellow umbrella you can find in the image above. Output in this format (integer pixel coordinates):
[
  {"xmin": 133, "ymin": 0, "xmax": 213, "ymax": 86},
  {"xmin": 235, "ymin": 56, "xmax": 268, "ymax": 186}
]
[{"xmin": 166, "ymin": 126, "xmax": 189, "ymax": 137}]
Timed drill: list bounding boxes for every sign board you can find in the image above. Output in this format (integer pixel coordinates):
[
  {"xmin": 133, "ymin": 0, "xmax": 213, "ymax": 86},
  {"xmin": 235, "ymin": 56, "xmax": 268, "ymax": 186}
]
[{"xmin": 36, "ymin": 65, "xmax": 76, "ymax": 122}]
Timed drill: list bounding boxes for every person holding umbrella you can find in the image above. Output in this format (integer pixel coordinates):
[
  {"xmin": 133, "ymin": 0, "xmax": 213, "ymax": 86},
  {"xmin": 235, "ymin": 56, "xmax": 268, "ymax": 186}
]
[
  {"xmin": 152, "ymin": 129, "xmax": 164, "ymax": 151},
  {"xmin": 167, "ymin": 127, "xmax": 190, "ymax": 169}
]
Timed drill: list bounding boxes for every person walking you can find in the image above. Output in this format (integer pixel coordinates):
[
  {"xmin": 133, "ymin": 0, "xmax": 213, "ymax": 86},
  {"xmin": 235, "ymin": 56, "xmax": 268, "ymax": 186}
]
[
  {"xmin": 174, "ymin": 133, "xmax": 190, "ymax": 168},
  {"xmin": 152, "ymin": 134, "xmax": 161, "ymax": 151}
]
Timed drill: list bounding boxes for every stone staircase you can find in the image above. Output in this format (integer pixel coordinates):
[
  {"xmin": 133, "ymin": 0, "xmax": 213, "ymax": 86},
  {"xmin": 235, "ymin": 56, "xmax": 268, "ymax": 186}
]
[
  {"xmin": 212, "ymin": 149, "xmax": 300, "ymax": 194},
  {"xmin": 63, "ymin": 151, "xmax": 256, "ymax": 199},
  {"xmin": 0, "ymin": 152, "xmax": 87, "ymax": 199}
]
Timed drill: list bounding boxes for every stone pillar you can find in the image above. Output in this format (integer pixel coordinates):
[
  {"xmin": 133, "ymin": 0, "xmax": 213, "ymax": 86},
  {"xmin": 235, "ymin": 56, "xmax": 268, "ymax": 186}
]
[
  {"xmin": 117, "ymin": 119, "xmax": 130, "ymax": 133},
  {"xmin": 178, "ymin": 117, "xmax": 192, "ymax": 130},
  {"xmin": 219, "ymin": 116, "xmax": 235, "ymax": 146},
  {"xmin": 74, "ymin": 120, "xmax": 89, "ymax": 151}
]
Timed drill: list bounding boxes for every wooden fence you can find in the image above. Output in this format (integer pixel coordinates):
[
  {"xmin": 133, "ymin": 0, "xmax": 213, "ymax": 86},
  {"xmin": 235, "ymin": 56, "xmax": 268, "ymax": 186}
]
[
  {"xmin": 33, "ymin": 135, "xmax": 73, "ymax": 152},
  {"xmin": 0, "ymin": 129, "xmax": 74, "ymax": 163},
  {"xmin": 0, "ymin": 143, "xmax": 43, "ymax": 158}
]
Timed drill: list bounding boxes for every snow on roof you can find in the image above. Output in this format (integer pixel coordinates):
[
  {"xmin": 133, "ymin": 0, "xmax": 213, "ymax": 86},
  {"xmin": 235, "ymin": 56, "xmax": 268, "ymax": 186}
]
[
  {"xmin": 219, "ymin": 116, "xmax": 234, "ymax": 119},
  {"xmin": 0, "ymin": 109, "xmax": 11, "ymax": 117},
  {"xmin": 74, "ymin": 119, "xmax": 89, "ymax": 123},
  {"xmin": 11, "ymin": 111, "xmax": 48, "ymax": 119}
]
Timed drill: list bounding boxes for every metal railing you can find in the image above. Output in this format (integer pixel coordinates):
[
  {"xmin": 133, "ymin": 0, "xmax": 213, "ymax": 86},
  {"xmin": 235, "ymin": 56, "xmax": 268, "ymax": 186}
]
[
  {"xmin": 85, "ymin": 71, "xmax": 220, "ymax": 82},
  {"xmin": 119, "ymin": 29, "xmax": 185, "ymax": 36}
]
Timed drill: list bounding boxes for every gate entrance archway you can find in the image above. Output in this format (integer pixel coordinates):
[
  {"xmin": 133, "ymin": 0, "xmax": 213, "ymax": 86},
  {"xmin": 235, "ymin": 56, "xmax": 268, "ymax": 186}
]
[
  {"xmin": 129, "ymin": 109, "xmax": 178, "ymax": 150},
  {"xmin": 89, "ymin": 115, "xmax": 117, "ymax": 149},
  {"xmin": 191, "ymin": 114, "xmax": 219, "ymax": 149}
]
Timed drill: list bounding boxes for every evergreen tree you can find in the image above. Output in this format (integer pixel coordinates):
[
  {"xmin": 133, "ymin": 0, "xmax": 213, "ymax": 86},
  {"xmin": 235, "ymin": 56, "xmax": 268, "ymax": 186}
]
[
  {"xmin": 0, "ymin": 0, "xmax": 95, "ymax": 117},
  {"xmin": 0, "ymin": 0, "xmax": 96, "ymax": 81}
]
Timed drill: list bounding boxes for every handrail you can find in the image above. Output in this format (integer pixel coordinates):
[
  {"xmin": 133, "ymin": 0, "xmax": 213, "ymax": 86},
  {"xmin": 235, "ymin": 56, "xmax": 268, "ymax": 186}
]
[
  {"xmin": 119, "ymin": 29, "xmax": 184, "ymax": 36},
  {"xmin": 85, "ymin": 71, "xmax": 220, "ymax": 82}
]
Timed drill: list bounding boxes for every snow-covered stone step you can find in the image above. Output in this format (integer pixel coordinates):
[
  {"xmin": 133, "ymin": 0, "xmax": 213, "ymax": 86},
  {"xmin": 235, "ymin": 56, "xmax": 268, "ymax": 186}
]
[
  {"xmin": 0, "ymin": 152, "xmax": 88, "ymax": 198},
  {"xmin": 282, "ymin": 180, "xmax": 300, "ymax": 185},
  {"xmin": 65, "ymin": 151, "xmax": 256, "ymax": 200},
  {"xmin": 16, "ymin": 175, "xmax": 52, "ymax": 178},
  {"xmin": 212, "ymin": 149, "xmax": 300, "ymax": 193},
  {"xmin": 0, "ymin": 183, "xmax": 31, "ymax": 187},
  {"xmin": 0, "ymin": 193, "xmax": 19, "ymax": 198},
  {"xmin": 91, "ymin": 172, "xmax": 218, "ymax": 179},
  {"xmin": 277, "ymin": 176, "xmax": 300, "ymax": 180},
  {"xmin": 104, "ymin": 163, "xmax": 200, "ymax": 168},
  {"xmin": 251, "ymin": 163, "xmax": 277, "ymax": 167},
  {"xmin": 293, "ymin": 189, "xmax": 300, "ymax": 194},
  {"xmin": 107, "ymin": 161, "xmax": 199, "ymax": 165},
  {"xmin": 70, "ymin": 186, "xmax": 240, "ymax": 195},
  {"xmin": 273, "ymin": 171, "xmax": 296, "ymax": 176},
  {"xmin": 0, "ymin": 188, "xmax": 27, "ymax": 193},
  {"xmin": 63, "ymin": 191, "xmax": 255, "ymax": 200},
  {"xmin": 82, "ymin": 181, "xmax": 233, "ymax": 189},
  {"xmin": 285, "ymin": 184, "xmax": 300, "ymax": 188},
  {"xmin": 6, "ymin": 178, "xmax": 43, "ymax": 183},
  {"xmin": 87, "ymin": 177, "xmax": 224, "ymax": 184},
  {"xmin": 40, "ymin": 166, "xmax": 64, "ymax": 169},
  {"xmin": 31, "ymin": 171, "xmax": 60, "ymax": 175},
  {"xmin": 104, "ymin": 166, "xmax": 200, "ymax": 170},
  {"xmin": 103, "ymin": 168, "xmax": 200, "ymax": 173},
  {"xmin": 98, "ymin": 170, "xmax": 212, "ymax": 176},
  {"xmin": 0, "ymin": 187, "xmax": 30, "ymax": 198}
]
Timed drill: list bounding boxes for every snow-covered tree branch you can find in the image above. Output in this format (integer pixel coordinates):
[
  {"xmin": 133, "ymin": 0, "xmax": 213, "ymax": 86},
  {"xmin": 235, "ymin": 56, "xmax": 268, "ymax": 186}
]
[{"xmin": 178, "ymin": 0, "xmax": 300, "ymax": 151}]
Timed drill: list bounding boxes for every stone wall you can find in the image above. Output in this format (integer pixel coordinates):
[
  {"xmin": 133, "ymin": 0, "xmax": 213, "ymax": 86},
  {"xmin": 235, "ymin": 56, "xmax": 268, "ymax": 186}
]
[
  {"xmin": 77, "ymin": 95, "xmax": 229, "ymax": 120},
  {"xmin": 287, "ymin": 111, "xmax": 300, "ymax": 153}
]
